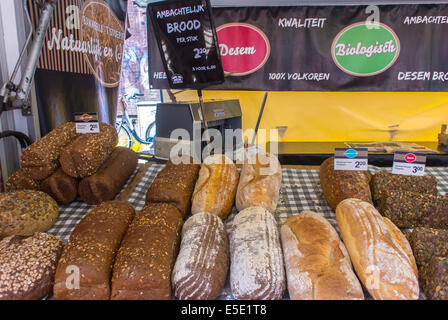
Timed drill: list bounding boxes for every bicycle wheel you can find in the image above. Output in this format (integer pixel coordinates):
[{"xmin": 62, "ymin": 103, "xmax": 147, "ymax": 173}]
[
  {"xmin": 145, "ymin": 122, "xmax": 156, "ymax": 143},
  {"xmin": 117, "ymin": 124, "xmax": 133, "ymax": 149}
]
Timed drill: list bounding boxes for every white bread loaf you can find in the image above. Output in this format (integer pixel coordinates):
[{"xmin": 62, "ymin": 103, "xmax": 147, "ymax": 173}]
[
  {"xmin": 172, "ymin": 212, "xmax": 229, "ymax": 300},
  {"xmin": 230, "ymin": 207, "xmax": 285, "ymax": 300},
  {"xmin": 281, "ymin": 211, "xmax": 363, "ymax": 300},
  {"xmin": 236, "ymin": 152, "xmax": 282, "ymax": 213},
  {"xmin": 336, "ymin": 198, "xmax": 419, "ymax": 300}
]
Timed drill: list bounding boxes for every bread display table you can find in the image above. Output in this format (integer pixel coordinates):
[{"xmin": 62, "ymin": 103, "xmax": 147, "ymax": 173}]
[{"xmin": 47, "ymin": 163, "xmax": 448, "ymax": 300}]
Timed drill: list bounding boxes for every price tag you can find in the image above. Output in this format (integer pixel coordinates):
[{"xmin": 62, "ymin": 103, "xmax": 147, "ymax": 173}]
[
  {"xmin": 334, "ymin": 148, "xmax": 368, "ymax": 171},
  {"xmin": 74, "ymin": 112, "xmax": 100, "ymax": 134},
  {"xmin": 392, "ymin": 151, "xmax": 426, "ymax": 176}
]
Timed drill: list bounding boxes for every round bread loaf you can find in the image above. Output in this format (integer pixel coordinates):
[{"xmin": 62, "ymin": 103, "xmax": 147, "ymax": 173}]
[{"xmin": 0, "ymin": 190, "xmax": 59, "ymax": 238}]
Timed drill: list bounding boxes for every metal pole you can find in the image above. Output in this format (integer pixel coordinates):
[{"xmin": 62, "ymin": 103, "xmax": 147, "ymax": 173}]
[
  {"xmin": 251, "ymin": 92, "xmax": 268, "ymax": 146},
  {"xmin": 197, "ymin": 89, "xmax": 210, "ymax": 144}
]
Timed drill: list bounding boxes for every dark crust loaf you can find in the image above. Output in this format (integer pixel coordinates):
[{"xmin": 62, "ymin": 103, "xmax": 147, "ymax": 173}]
[
  {"xmin": 5, "ymin": 169, "xmax": 40, "ymax": 192},
  {"xmin": 370, "ymin": 171, "xmax": 438, "ymax": 203},
  {"xmin": 377, "ymin": 191, "xmax": 448, "ymax": 229},
  {"xmin": 0, "ymin": 233, "xmax": 64, "ymax": 300},
  {"xmin": 172, "ymin": 212, "xmax": 229, "ymax": 300},
  {"xmin": 319, "ymin": 157, "xmax": 372, "ymax": 211},
  {"xmin": 21, "ymin": 122, "xmax": 79, "ymax": 180},
  {"xmin": 59, "ymin": 123, "xmax": 118, "ymax": 178},
  {"xmin": 420, "ymin": 256, "xmax": 448, "ymax": 300},
  {"xmin": 409, "ymin": 227, "xmax": 448, "ymax": 268},
  {"xmin": 0, "ymin": 190, "xmax": 59, "ymax": 238},
  {"xmin": 145, "ymin": 158, "xmax": 200, "ymax": 218},
  {"xmin": 78, "ymin": 147, "xmax": 138, "ymax": 205},
  {"xmin": 53, "ymin": 201, "xmax": 135, "ymax": 300},
  {"xmin": 111, "ymin": 203, "xmax": 183, "ymax": 300},
  {"xmin": 40, "ymin": 168, "xmax": 79, "ymax": 205}
]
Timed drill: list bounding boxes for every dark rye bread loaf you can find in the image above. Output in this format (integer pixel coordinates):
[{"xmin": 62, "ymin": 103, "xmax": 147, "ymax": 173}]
[
  {"xmin": 5, "ymin": 169, "xmax": 40, "ymax": 192},
  {"xmin": 409, "ymin": 227, "xmax": 448, "ymax": 268},
  {"xmin": 172, "ymin": 212, "xmax": 229, "ymax": 300},
  {"xmin": 319, "ymin": 157, "xmax": 372, "ymax": 211},
  {"xmin": 145, "ymin": 157, "xmax": 200, "ymax": 217},
  {"xmin": 0, "ymin": 233, "xmax": 64, "ymax": 300},
  {"xmin": 78, "ymin": 147, "xmax": 138, "ymax": 205},
  {"xmin": 0, "ymin": 190, "xmax": 59, "ymax": 239},
  {"xmin": 53, "ymin": 201, "xmax": 135, "ymax": 300},
  {"xmin": 40, "ymin": 168, "xmax": 79, "ymax": 205},
  {"xmin": 111, "ymin": 203, "xmax": 183, "ymax": 300},
  {"xmin": 21, "ymin": 122, "xmax": 79, "ymax": 180},
  {"xmin": 420, "ymin": 256, "xmax": 448, "ymax": 300},
  {"xmin": 59, "ymin": 123, "xmax": 118, "ymax": 178}
]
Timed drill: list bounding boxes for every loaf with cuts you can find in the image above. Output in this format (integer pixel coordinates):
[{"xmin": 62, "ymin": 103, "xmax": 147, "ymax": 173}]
[
  {"xmin": 230, "ymin": 206, "xmax": 285, "ymax": 300},
  {"xmin": 53, "ymin": 201, "xmax": 135, "ymax": 300},
  {"xmin": 145, "ymin": 157, "xmax": 200, "ymax": 217},
  {"xmin": 40, "ymin": 168, "xmax": 79, "ymax": 205},
  {"xmin": 191, "ymin": 154, "xmax": 239, "ymax": 219},
  {"xmin": 336, "ymin": 198, "xmax": 419, "ymax": 300},
  {"xmin": 20, "ymin": 122, "xmax": 79, "ymax": 180},
  {"xmin": 0, "ymin": 190, "xmax": 59, "ymax": 239},
  {"xmin": 78, "ymin": 147, "xmax": 138, "ymax": 205},
  {"xmin": 281, "ymin": 211, "xmax": 364, "ymax": 300},
  {"xmin": 319, "ymin": 157, "xmax": 372, "ymax": 211},
  {"xmin": 172, "ymin": 212, "xmax": 229, "ymax": 300},
  {"xmin": 59, "ymin": 122, "xmax": 118, "ymax": 178},
  {"xmin": 377, "ymin": 191, "xmax": 448, "ymax": 229},
  {"xmin": 111, "ymin": 203, "xmax": 183, "ymax": 300},
  {"xmin": 0, "ymin": 233, "xmax": 64, "ymax": 300},
  {"xmin": 236, "ymin": 152, "xmax": 282, "ymax": 213},
  {"xmin": 5, "ymin": 169, "xmax": 40, "ymax": 192},
  {"xmin": 370, "ymin": 171, "xmax": 438, "ymax": 202}
]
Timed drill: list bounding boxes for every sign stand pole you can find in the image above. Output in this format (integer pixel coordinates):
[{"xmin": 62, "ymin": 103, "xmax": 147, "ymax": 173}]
[{"xmin": 197, "ymin": 89, "xmax": 211, "ymax": 145}]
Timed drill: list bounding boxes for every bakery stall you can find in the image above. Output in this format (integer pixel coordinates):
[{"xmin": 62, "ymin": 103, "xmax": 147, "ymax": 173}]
[{"xmin": 0, "ymin": 0, "xmax": 447, "ymax": 306}]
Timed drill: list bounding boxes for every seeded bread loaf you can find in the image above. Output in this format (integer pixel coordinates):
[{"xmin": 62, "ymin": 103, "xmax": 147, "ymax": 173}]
[
  {"xmin": 0, "ymin": 190, "xmax": 59, "ymax": 239},
  {"xmin": 40, "ymin": 168, "xmax": 79, "ymax": 205},
  {"xmin": 59, "ymin": 123, "xmax": 118, "ymax": 178},
  {"xmin": 420, "ymin": 256, "xmax": 448, "ymax": 300},
  {"xmin": 5, "ymin": 169, "xmax": 40, "ymax": 192},
  {"xmin": 0, "ymin": 233, "xmax": 64, "ymax": 300},
  {"xmin": 78, "ymin": 147, "xmax": 138, "ymax": 205},
  {"xmin": 319, "ymin": 157, "xmax": 372, "ymax": 211},
  {"xmin": 230, "ymin": 207, "xmax": 285, "ymax": 300},
  {"xmin": 191, "ymin": 154, "xmax": 239, "ymax": 219},
  {"xmin": 20, "ymin": 122, "xmax": 79, "ymax": 180},
  {"xmin": 172, "ymin": 212, "xmax": 229, "ymax": 300},
  {"xmin": 409, "ymin": 227, "xmax": 448, "ymax": 268},
  {"xmin": 53, "ymin": 201, "xmax": 135, "ymax": 300},
  {"xmin": 111, "ymin": 203, "xmax": 183, "ymax": 300},
  {"xmin": 145, "ymin": 157, "xmax": 200, "ymax": 218}
]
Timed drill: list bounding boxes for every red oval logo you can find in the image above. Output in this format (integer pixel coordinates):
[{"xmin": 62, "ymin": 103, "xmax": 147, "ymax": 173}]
[
  {"xmin": 80, "ymin": 114, "xmax": 92, "ymax": 122},
  {"xmin": 405, "ymin": 153, "xmax": 416, "ymax": 163},
  {"xmin": 216, "ymin": 23, "xmax": 270, "ymax": 76}
]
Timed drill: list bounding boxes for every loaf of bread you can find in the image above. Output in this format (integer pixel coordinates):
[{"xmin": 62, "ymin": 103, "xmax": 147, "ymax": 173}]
[
  {"xmin": 0, "ymin": 233, "xmax": 64, "ymax": 300},
  {"xmin": 172, "ymin": 212, "xmax": 229, "ymax": 300},
  {"xmin": 5, "ymin": 169, "xmax": 40, "ymax": 192},
  {"xmin": 230, "ymin": 206, "xmax": 285, "ymax": 300},
  {"xmin": 420, "ymin": 256, "xmax": 448, "ymax": 300},
  {"xmin": 336, "ymin": 198, "xmax": 419, "ymax": 300},
  {"xmin": 410, "ymin": 227, "xmax": 448, "ymax": 268},
  {"xmin": 191, "ymin": 154, "xmax": 239, "ymax": 219},
  {"xmin": 40, "ymin": 168, "xmax": 79, "ymax": 205},
  {"xmin": 319, "ymin": 157, "xmax": 372, "ymax": 210},
  {"xmin": 53, "ymin": 201, "xmax": 135, "ymax": 300},
  {"xmin": 20, "ymin": 122, "xmax": 79, "ymax": 180},
  {"xmin": 145, "ymin": 157, "xmax": 200, "ymax": 217},
  {"xmin": 281, "ymin": 211, "xmax": 364, "ymax": 300},
  {"xmin": 78, "ymin": 147, "xmax": 138, "ymax": 205},
  {"xmin": 111, "ymin": 203, "xmax": 183, "ymax": 300},
  {"xmin": 59, "ymin": 123, "xmax": 118, "ymax": 178},
  {"xmin": 370, "ymin": 171, "xmax": 438, "ymax": 202},
  {"xmin": 236, "ymin": 152, "xmax": 282, "ymax": 213},
  {"xmin": 0, "ymin": 190, "xmax": 59, "ymax": 239}
]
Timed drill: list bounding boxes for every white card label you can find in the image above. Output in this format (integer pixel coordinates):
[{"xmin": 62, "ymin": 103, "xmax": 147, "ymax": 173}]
[
  {"xmin": 392, "ymin": 151, "xmax": 426, "ymax": 176},
  {"xmin": 334, "ymin": 148, "xmax": 368, "ymax": 171},
  {"xmin": 74, "ymin": 113, "xmax": 100, "ymax": 134}
]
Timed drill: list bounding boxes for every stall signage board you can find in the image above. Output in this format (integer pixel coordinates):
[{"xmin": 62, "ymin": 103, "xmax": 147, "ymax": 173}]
[
  {"xmin": 74, "ymin": 112, "xmax": 100, "ymax": 134},
  {"xmin": 147, "ymin": 0, "xmax": 224, "ymax": 89},
  {"xmin": 392, "ymin": 151, "xmax": 426, "ymax": 176},
  {"xmin": 334, "ymin": 148, "xmax": 368, "ymax": 171}
]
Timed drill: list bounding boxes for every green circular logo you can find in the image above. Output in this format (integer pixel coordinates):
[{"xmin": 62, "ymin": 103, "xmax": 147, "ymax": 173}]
[{"xmin": 332, "ymin": 22, "xmax": 400, "ymax": 77}]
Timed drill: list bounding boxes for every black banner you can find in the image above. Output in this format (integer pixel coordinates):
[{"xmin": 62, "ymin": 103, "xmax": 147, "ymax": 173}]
[{"xmin": 148, "ymin": 4, "xmax": 448, "ymax": 91}]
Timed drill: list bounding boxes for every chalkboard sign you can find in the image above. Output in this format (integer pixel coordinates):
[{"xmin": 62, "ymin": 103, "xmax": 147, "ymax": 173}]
[{"xmin": 147, "ymin": 0, "xmax": 224, "ymax": 89}]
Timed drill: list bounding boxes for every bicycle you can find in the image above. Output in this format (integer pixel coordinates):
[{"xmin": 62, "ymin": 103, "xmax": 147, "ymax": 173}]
[{"xmin": 115, "ymin": 92, "xmax": 156, "ymax": 152}]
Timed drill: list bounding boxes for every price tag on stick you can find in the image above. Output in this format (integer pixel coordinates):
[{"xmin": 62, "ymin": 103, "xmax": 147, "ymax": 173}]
[
  {"xmin": 392, "ymin": 151, "xmax": 426, "ymax": 176},
  {"xmin": 334, "ymin": 148, "xmax": 368, "ymax": 171},
  {"xmin": 74, "ymin": 112, "xmax": 100, "ymax": 134}
]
